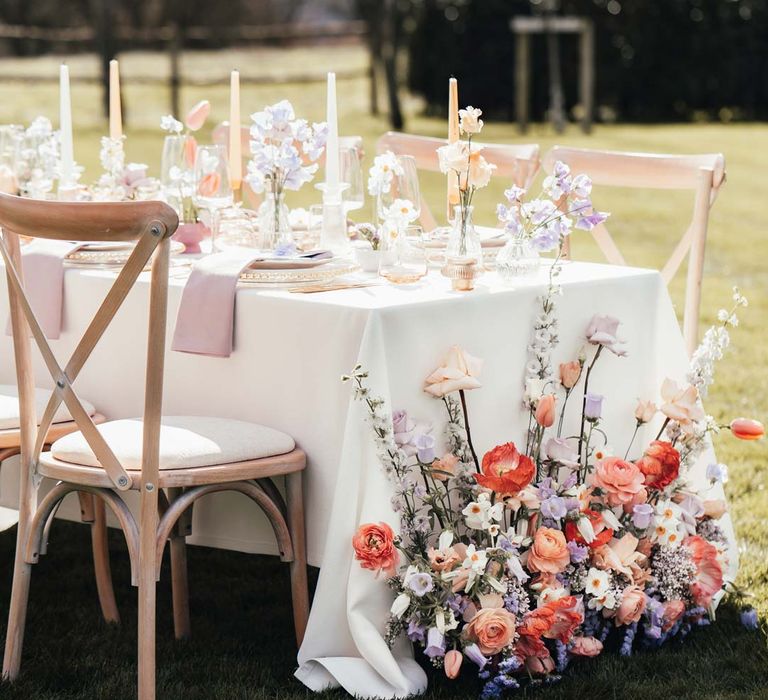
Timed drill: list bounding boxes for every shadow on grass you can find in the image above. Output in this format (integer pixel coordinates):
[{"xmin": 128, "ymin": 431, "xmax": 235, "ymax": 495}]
[{"xmin": 0, "ymin": 521, "xmax": 766, "ymax": 700}]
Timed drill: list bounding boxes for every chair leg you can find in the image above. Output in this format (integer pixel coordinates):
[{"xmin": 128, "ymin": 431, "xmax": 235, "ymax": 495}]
[
  {"xmin": 285, "ymin": 471, "xmax": 309, "ymax": 647},
  {"xmin": 169, "ymin": 535, "xmax": 191, "ymax": 640},
  {"xmin": 167, "ymin": 488, "xmax": 191, "ymax": 640},
  {"xmin": 138, "ymin": 560, "xmax": 157, "ymax": 700},
  {"xmin": 2, "ymin": 551, "xmax": 33, "ymax": 680},
  {"xmin": 91, "ymin": 497, "xmax": 120, "ymax": 624}
]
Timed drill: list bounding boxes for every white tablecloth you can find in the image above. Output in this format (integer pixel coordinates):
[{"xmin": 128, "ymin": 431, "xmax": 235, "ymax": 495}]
[{"xmin": 0, "ymin": 261, "xmax": 737, "ymax": 699}]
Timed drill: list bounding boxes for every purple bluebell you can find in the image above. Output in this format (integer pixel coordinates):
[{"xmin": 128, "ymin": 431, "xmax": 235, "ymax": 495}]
[
  {"xmin": 541, "ymin": 495, "xmax": 568, "ymax": 520},
  {"xmin": 741, "ymin": 607, "xmax": 759, "ymax": 630},
  {"xmin": 566, "ymin": 540, "xmax": 588, "ymax": 564},
  {"xmin": 464, "ymin": 643, "xmax": 490, "ymax": 671},
  {"xmin": 413, "ymin": 431, "xmax": 436, "ymax": 464},
  {"xmin": 632, "ymin": 503, "xmax": 654, "ymax": 530},
  {"xmin": 584, "ymin": 392, "xmax": 605, "ymax": 421},
  {"xmin": 406, "ymin": 619, "xmax": 425, "ymax": 643},
  {"xmin": 424, "ymin": 628, "xmax": 445, "ymax": 658}
]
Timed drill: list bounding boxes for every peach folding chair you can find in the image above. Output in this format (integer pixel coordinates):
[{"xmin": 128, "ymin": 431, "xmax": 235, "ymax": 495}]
[
  {"xmin": 0, "ymin": 194, "xmax": 309, "ymax": 700},
  {"xmin": 542, "ymin": 146, "xmax": 726, "ymax": 356},
  {"xmin": 376, "ymin": 132, "xmax": 541, "ymax": 231}
]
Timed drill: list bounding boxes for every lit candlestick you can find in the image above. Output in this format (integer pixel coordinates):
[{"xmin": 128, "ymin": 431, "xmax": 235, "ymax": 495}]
[
  {"xmin": 324, "ymin": 71, "xmax": 340, "ymax": 196},
  {"xmin": 447, "ymin": 77, "xmax": 460, "ymax": 222},
  {"xmin": 109, "ymin": 59, "xmax": 122, "ymax": 140},
  {"xmin": 59, "ymin": 63, "xmax": 74, "ymax": 189},
  {"xmin": 229, "ymin": 69, "xmax": 242, "ymax": 191}
]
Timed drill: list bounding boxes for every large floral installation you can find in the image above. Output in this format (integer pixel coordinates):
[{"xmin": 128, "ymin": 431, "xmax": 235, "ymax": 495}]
[{"xmin": 344, "ymin": 165, "xmax": 763, "ymax": 697}]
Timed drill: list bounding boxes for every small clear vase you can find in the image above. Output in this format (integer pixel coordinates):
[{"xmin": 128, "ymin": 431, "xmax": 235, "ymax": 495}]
[
  {"xmin": 258, "ymin": 190, "xmax": 292, "ymax": 251},
  {"xmin": 496, "ymin": 232, "xmax": 541, "ymax": 281},
  {"xmin": 445, "ymin": 204, "xmax": 483, "ymax": 268}
]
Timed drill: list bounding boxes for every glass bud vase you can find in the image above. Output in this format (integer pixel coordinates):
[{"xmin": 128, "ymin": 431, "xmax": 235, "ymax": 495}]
[
  {"xmin": 445, "ymin": 205, "xmax": 483, "ymax": 268},
  {"xmin": 258, "ymin": 190, "xmax": 292, "ymax": 251},
  {"xmin": 496, "ymin": 232, "xmax": 541, "ymax": 281}
]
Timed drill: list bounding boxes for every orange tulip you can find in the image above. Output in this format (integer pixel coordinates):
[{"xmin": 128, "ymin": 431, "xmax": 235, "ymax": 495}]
[
  {"xmin": 184, "ymin": 135, "xmax": 198, "ymax": 168},
  {"xmin": 730, "ymin": 418, "xmax": 764, "ymax": 441},
  {"xmin": 535, "ymin": 394, "xmax": 556, "ymax": 428}
]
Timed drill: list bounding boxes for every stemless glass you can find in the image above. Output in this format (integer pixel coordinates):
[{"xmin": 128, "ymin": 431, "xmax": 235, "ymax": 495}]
[
  {"xmin": 378, "ymin": 220, "xmax": 428, "ymax": 284},
  {"xmin": 194, "ymin": 144, "xmax": 233, "ymax": 253},
  {"xmin": 340, "ymin": 144, "xmax": 364, "ymax": 216},
  {"xmin": 377, "ymin": 155, "xmax": 421, "ymax": 224}
]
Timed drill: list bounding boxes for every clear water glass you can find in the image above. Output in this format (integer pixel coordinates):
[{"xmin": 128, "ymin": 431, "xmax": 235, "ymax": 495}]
[
  {"xmin": 194, "ymin": 144, "xmax": 233, "ymax": 253},
  {"xmin": 340, "ymin": 144, "xmax": 364, "ymax": 216},
  {"xmin": 377, "ymin": 155, "xmax": 421, "ymax": 224}
]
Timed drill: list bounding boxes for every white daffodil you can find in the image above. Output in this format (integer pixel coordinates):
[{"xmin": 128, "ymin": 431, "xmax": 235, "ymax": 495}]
[
  {"xmin": 585, "ymin": 567, "xmax": 610, "ymax": 598},
  {"xmin": 462, "ymin": 544, "xmax": 488, "ymax": 574}
]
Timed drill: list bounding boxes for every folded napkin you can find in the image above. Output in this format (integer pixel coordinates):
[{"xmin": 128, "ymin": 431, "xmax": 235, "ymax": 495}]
[
  {"xmin": 172, "ymin": 248, "xmax": 286, "ymax": 358},
  {"xmin": 5, "ymin": 239, "xmax": 81, "ymax": 339}
]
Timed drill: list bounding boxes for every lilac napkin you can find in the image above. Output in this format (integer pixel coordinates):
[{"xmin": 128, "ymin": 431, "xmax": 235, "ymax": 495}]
[
  {"xmin": 5, "ymin": 239, "xmax": 81, "ymax": 339},
  {"xmin": 171, "ymin": 249, "xmax": 268, "ymax": 358}
]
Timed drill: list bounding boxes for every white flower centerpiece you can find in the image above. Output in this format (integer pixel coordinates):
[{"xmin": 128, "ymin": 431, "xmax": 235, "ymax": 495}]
[
  {"xmin": 246, "ymin": 100, "xmax": 327, "ymax": 251},
  {"xmin": 437, "ymin": 106, "xmax": 496, "ymax": 272}
]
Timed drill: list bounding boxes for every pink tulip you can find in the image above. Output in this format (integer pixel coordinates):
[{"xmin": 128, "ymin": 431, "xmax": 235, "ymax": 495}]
[
  {"xmin": 730, "ymin": 418, "xmax": 764, "ymax": 441},
  {"xmin": 185, "ymin": 100, "xmax": 210, "ymax": 131},
  {"xmin": 535, "ymin": 394, "xmax": 556, "ymax": 428},
  {"xmin": 444, "ymin": 649, "xmax": 462, "ymax": 679}
]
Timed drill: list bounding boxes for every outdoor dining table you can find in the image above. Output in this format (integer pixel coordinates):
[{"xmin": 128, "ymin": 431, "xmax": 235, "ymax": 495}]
[{"xmin": 0, "ymin": 259, "xmax": 737, "ymax": 699}]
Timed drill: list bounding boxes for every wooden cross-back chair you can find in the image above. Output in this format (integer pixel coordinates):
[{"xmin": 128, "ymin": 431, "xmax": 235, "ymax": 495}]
[
  {"xmin": 376, "ymin": 132, "xmax": 541, "ymax": 231},
  {"xmin": 0, "ymin": 194, "xmax": 309, "ymax": 700},
  {"xmin": 542, "ymin": 146, "xmax": 726, "ymax": 356},
  {"xmin": 212, "ymin": 122, "xmax": 363, "ymax": 209}
]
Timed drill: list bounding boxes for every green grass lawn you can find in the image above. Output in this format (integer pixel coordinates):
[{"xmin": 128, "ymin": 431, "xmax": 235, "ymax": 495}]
[{"xmin": 0, "ymin": 44, "xmax": 766, "ymax": 699}]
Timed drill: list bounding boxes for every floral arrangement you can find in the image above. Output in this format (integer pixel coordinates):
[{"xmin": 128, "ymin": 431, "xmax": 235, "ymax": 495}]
[
  {"xmin": 93, "ymin": 136, "xmax": 152, "ymax": 201},
  {"xmin": 15, "ymin": 117, "xmax": 83, "ymax": 199},
  {"xmin": 346, "ymin": 268, "xmax": 762, "ymax": 695},
  {"xmin": 496, "ymin": 161, "xmax": 608, "ymax": 253},
  {"xmin": 160, "ymin": 100, "xmax": 211, "ymax": 223},
  {"xmin": 437, "ymin": 106, "xmax": 495, "ymax": 255},
  {"xmin": 246, "ymin": 99, "xmax": 326, "ymax": 194}
]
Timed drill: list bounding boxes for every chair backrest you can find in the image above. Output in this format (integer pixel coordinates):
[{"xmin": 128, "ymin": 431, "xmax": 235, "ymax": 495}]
[
  {"xmin": 212, "ymin": 122, "xmax": 364, "ymax": 208},
  {"xmin": 376, "ymin": 132, "xmax": 541, "ymax": 230},
  {"xmin": 0, "ymin": 195, "xmax": 178, "ymax": 495},
  {"xmin": 541, "ymin": 146, "xmax": 726, "ymax": 356}
]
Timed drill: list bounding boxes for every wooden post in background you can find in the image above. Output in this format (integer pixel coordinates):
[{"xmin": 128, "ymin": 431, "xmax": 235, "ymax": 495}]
[
  {"xmin": 169, "ymin": 23, "xmax": 181, "ymax": 117},
  {"xmin": 515, "ymin": 32, "xmax": 530, "ymax": 133},
  {"xmin": 579, "ymin": 19, "xmax": 594, "ymax": 134}
]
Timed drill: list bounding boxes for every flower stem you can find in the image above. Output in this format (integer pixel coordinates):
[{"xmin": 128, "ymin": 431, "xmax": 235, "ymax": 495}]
[
  {"xmin": 459, "ymin": 389, "xmax": 481, "ymax": 473},
  {"xmin": 655, "ymin": 417, "xmax": 670, "ymax": 441},
  {"xmin": 577, "ymin": 345, "xmax": 603, "ymax": 465},
  {"xmin": 624, "ymin": 422, "xmax": 641, "ymax": 460}
]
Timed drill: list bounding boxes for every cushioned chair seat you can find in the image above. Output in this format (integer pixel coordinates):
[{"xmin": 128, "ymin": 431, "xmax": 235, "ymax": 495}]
[
  {"xmin": 50, "ymin": 416, "xmax": 295, "ymax": 471},
  {"xmin": 0, "ymin": 384, "xmax": 96, "ymax": 431}
]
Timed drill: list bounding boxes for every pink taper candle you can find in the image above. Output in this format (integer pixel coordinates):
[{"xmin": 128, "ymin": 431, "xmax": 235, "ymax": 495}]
[
  {"xmin": 109, "ymin": 59, "xmax": 122, "ymax": 140},
  {"xmin": 229, "ymin": 69, "xmax": 242, "ymax": 191},
  {"xmin": 447, "ymin": 77, "xmax": 460, "ymax": 222}
]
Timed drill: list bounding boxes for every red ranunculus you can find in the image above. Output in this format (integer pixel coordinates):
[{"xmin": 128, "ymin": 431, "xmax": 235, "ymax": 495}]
[
  {"xmin": 635, "ymin": 440, "xmax": 680, "ymax": 490},
  {"xmin": 475, "ymin": 442, "xmax": 535, "ymax": 496}
]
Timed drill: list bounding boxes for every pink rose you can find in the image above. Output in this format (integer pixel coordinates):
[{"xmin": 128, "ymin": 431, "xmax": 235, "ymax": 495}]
[
  {"xmin": 570, "ymin": 636, "xmax": 603, "ymax": 657},
  {"xmin": 424, "ymin": 346, "xmax": 483, "ymax": 397},
  {"xmin": 615, "ymin": 585, "xmax": 646, "ymax": 625},
  {"xmin": 586, "ymin": 314, "xmax": 626, "ymax": 356},
  {"xmin": 464, "ymin": 608, "xmax": 516, "ymax": 655},
  {"xmin": 591, "ymin": 457, "xmax": 646, "ymax": 507}
]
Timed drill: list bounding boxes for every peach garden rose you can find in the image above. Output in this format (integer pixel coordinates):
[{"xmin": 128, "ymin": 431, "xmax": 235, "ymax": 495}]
[
  {"xmin": 464, "ymin": 608, "xmax": 516, "ymax": 655},
  {"xmin": 527, "ymin": 527, "xmax": 570, "ymax": 574}
]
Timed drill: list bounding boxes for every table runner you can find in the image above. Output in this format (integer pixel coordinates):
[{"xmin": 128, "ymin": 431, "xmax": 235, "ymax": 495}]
[{"xmin": 0, "ymin": 261, "xmax": 736, "ymax": 699}]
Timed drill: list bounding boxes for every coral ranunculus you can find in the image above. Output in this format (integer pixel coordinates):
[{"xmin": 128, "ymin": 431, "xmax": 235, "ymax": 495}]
[
  {"xmin": 464, "ymin": 608, "xmax": 516, "ymax": 655},
  {"xmin": 352, "ymin": 522, "xmax": 398, "ymax": 575},
  {"xmin": 685, "ymin": 535, "xmax": 724, "ymax": 607},
  {"xmin": 730, "ymin": 418, "xmax": 765, "ymax": 441},
  {"xmin": 636, "ymin": 440, "xmax": 680, "ymax": 490},
  {"xmin": 527, "ymin": 527, "xmax": 570, "ymax": 574},
  {"xmin": 475, "ymin": 442, "xmax": 535, "ymax": 496},
  {"xmin": 591, "ymin": 456, "xmax": 646, "ymax": 507}
]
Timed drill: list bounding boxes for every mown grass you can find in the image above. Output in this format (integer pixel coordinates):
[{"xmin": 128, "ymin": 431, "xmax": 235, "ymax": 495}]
[{"xmin": 0, "ymin": 44, "xmax": 766, "ymax": 699}]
